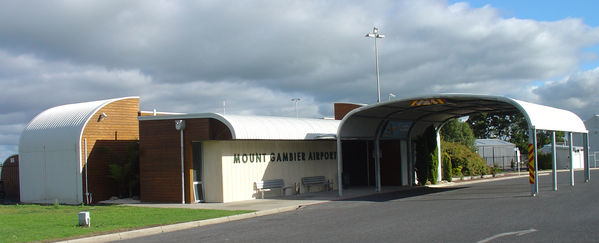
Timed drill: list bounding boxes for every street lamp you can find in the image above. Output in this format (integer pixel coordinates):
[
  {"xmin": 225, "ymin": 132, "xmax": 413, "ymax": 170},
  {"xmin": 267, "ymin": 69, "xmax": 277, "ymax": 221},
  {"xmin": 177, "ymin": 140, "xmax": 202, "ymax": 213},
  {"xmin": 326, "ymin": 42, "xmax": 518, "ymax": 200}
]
[
  {"xmin": 388, "ymin": 93, "xmax": 396, "ymax": 101},
  {"xmin": 291, "ymin": 98, "xmax": 301, "ymax": 118},
  {"xmin": 366, "ymin": 27, "xmax": 385, "ymax": 103}
]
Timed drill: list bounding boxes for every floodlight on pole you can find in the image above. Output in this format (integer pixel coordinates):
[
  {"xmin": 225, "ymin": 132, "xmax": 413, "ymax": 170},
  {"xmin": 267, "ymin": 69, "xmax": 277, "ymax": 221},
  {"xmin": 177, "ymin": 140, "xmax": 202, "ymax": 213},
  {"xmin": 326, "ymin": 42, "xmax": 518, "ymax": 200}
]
[
  {"xmin": 366, "ymin": 27, "xmax": 385, "ymax": 103},
  {"xmin": 291, "ymin": 98, "xmax": 301, "ymax": 118},
  {"xmin": 388, "ymin": 93, "xmax": 396, "ymax": 101}
]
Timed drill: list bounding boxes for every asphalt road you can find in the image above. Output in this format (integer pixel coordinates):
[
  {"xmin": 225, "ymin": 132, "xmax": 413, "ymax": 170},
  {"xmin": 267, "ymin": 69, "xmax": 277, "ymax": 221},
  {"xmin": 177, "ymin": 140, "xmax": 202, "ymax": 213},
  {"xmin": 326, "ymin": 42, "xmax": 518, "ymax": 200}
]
[{"xmin": 115, "ymin": 170, "xmax": 599, "ymax": 243}]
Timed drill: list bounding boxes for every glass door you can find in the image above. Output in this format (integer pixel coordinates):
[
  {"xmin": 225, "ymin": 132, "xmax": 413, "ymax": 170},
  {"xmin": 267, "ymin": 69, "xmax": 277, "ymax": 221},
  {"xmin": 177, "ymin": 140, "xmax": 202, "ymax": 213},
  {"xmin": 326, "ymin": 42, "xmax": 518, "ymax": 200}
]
[{"xmin": 192, "ymin": 142, "xmax": 204, "ymax": 202}]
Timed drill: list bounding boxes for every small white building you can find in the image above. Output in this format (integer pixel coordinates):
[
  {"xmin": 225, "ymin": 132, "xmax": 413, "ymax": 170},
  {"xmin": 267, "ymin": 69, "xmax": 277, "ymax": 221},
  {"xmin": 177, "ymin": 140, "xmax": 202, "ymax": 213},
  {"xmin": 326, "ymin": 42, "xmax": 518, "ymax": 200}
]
[
  {"xmin": 475, "ymin": 139, "xmax": 517, "ymax": 169},
  {"xmin": 539, "ymin": 144, "xmax": 585, "ymax": 169},
  {"xmin": 585, "ymin": 115, "xmax": 599, "ymax": 164}
]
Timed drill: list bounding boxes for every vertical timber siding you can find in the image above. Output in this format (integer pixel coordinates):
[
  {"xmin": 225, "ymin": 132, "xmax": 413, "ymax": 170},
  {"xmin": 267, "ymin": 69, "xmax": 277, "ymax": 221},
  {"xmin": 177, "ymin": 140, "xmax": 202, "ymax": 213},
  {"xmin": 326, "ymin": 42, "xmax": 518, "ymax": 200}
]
[
  {"xmin": 80, "ymin": 98, "xmax": 140, "ymax": 203},
  {"xmin": 1, "ymin": 155, "xmax": 20, "ymax": 201},
  {"xmin": 139, "ymin": 118, "xmax": 231, "ymax": 203}
]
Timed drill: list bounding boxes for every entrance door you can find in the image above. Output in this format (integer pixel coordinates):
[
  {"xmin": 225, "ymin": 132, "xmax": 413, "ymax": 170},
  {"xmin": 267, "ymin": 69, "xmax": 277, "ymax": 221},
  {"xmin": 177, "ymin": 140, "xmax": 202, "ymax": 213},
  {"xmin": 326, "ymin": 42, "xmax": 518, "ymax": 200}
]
[{"xmin": 192, "ymin": 142, "xmax": 204, "ymax": 202}]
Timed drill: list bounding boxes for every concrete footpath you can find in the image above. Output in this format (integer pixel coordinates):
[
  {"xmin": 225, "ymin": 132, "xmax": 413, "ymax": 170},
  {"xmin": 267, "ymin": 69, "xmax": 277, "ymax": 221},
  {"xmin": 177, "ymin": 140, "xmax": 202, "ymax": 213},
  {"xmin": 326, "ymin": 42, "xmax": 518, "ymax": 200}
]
[{"xmin": 59, "ymin": 171, "xmax": 542, "ymax": 243}]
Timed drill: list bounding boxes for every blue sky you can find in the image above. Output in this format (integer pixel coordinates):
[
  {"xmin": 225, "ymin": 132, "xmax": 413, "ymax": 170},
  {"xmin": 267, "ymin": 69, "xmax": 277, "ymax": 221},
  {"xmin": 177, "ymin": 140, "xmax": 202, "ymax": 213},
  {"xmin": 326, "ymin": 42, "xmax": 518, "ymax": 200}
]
[
  {"xmin": 454, "ymin": 0, "xmax": 599, "ymax": 70},
  {"xmin": 457, "ymin": 0, "xmax": 598, "ymax": 25}
]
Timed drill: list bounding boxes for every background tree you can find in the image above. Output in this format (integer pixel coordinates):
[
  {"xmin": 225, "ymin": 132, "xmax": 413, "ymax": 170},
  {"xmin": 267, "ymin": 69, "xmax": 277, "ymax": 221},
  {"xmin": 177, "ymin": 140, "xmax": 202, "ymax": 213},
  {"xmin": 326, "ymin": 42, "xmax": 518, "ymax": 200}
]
[
  {"xmin": 440, "ymin": 118, "xmax": 476, "ymax": 150},
  {"xmin": 467, "ymin": 112, "xmax": 564, "ymax": 153},
  {"xmin": 440, "ymin": 118, "xmax": 489, "ymax": 178}
]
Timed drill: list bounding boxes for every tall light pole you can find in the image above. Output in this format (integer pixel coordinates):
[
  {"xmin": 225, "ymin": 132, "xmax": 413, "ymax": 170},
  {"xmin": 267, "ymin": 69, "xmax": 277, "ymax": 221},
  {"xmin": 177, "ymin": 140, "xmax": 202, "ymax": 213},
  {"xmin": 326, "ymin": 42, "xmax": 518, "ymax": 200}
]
[
  {"xmin": 366, "ymin": 27, "xmax": 385, "ymax": 103},
  {"xmin": 291, "ymin": 98, "xmax": 300, "ymax": 118}
]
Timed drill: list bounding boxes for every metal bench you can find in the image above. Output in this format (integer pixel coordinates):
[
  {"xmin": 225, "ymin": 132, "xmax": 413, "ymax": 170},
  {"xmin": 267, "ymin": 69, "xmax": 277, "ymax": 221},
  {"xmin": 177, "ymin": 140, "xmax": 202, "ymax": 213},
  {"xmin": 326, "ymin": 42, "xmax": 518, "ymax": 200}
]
[
  {"xmin": 301, "ymin": 176, "xmax": 332, "ymax": 193},
  {"xmin": 255, "ymin": 179, "xmax": 296, "ymax": 199}
]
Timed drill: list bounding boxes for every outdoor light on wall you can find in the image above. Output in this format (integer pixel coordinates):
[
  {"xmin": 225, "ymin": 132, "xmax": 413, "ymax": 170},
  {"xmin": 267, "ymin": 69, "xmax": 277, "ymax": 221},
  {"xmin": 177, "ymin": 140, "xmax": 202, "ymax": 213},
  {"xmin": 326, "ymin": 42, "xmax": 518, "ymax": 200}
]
[{"xmin": 98, "ymin": 112, "xmax": 108, "ymax": 122}]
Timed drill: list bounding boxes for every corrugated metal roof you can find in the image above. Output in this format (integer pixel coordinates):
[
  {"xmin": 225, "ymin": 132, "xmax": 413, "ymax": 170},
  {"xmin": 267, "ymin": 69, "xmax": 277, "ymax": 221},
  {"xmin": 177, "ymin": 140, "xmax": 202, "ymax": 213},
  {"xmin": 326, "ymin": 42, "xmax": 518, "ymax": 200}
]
[
  {"xmin": 475, "ymin": 139, "xmax": 515, "ymax": 146},
  {"xmin": 19, "ymin": 97, "xmax": 139, "ymax": 152},
  {"xmin": 139, "ymin": 113, "xmax": 340, "ymax": 140}
]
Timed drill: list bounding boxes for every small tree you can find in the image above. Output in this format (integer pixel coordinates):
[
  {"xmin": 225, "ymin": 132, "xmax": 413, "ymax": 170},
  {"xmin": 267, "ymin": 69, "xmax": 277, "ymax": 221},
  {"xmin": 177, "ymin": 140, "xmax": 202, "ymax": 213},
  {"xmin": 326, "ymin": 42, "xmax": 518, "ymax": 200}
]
[
  {"xmin": 107, "ymin": 141, "xmax": 140, "ymax": 198},
  {"xmin": 441, "ymin": 118, "xmax": 476, "ymax": 151},
  {"xmin": 415, "ymin": 125, "xmax": 437, "ymax": 185}
]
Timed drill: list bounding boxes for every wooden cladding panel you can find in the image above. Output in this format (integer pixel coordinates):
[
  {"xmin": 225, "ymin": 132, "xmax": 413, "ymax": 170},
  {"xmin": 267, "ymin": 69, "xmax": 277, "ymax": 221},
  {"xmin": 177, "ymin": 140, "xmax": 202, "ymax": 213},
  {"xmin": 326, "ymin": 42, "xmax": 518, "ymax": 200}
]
[
  {"xmin": 139, "ymin": 118, "xmax": 232, "ymax": 203},
  {"xmin": 80, "ymin": 98, "xmax": 140, "ymax": 203},
  {"xmin": 1, "ymin": 155, "xmax": 20, "ymax": 201},
  {"xmin": 139, "ymin": 119, "xmax": 183, "ymax": 202}
]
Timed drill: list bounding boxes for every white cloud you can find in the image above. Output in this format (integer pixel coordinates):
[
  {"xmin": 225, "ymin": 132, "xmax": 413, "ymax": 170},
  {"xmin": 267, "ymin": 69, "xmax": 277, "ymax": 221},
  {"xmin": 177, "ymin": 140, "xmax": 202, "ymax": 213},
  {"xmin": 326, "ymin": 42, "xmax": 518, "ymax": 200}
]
[
  {"xmin": 532, "ymin": 67, "xmax": 599, "ymax": 119},
  {"xmin": 0, "ymin": 0, "xmax": 598, "ymax": 157}
]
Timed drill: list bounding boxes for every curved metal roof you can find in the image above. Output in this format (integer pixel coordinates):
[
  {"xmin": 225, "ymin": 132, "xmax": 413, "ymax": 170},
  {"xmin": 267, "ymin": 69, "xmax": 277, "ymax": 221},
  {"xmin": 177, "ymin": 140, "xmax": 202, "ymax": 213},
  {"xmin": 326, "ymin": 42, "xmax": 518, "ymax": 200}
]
[
  {"xmin": 139, "ymin": 113, "xmax": 340, "ymax": 140},
  {"xmin": 339, "ymin": 93, "xmax": 587, "ymax": 139},
  {"xmin": 19, "ymin": 97, "xmax": 140, "ymax": 152}
]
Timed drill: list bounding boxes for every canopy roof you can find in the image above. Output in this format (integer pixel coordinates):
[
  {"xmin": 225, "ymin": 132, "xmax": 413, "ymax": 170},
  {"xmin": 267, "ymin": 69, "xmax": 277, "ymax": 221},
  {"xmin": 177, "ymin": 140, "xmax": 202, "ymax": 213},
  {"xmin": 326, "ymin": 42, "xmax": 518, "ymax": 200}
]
[
  {"xmin": 139, "ymin": 113, "xmax": 340, "ymax": 140},
  {"xmin": 339, "ymin": 93, "xmax": 587, "ymax": 139}
]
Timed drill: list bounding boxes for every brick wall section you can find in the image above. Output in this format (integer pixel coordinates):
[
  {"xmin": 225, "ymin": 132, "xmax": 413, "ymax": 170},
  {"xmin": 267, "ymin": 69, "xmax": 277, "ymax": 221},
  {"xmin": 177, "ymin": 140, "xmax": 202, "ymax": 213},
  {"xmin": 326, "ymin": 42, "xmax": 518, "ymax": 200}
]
[{"xmin": 334, "ymin": 103, "xmax": 364, "ymax": 120}]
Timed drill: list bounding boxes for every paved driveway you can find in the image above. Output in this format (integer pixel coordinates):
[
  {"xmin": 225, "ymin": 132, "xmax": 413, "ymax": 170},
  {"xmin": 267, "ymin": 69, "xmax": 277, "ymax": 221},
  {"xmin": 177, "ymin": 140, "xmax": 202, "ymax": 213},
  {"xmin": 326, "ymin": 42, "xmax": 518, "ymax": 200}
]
[{"xmin": 115, "ymin": 170, "xmax": 599, "ymax": 243}]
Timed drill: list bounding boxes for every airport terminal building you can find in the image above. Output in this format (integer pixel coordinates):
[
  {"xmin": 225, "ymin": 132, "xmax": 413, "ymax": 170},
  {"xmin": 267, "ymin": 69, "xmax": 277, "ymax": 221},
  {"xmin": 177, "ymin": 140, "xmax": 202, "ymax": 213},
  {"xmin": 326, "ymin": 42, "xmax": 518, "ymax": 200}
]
[{"xmin": 16, "ymin": 95, "xmax": 592, "ymax": 204}]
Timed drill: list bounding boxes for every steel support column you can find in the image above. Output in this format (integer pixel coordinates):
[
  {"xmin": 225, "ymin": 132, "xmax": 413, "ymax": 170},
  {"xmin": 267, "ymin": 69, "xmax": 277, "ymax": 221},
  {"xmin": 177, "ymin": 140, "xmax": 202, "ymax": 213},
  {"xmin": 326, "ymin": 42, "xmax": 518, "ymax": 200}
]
[
  {"xmin": 569, "ymin": 132, "xmax": 574, "ymax": 186},
  {"xmin": 374, "ymin": 138, "xmax": 381, "ymax": 192},
  {"xmin": 337, "ymin": 136, "xmax": 343, "ymax": 197},
  {"xmin": 584, "ymin": 133, "xmax": 590, "ymax": 182},
  {"xmin": 552, "ymin": 131, "xmax": 557, "ymax": 191},
  {"xmin": 436, "ymin": 129, "xmax": 442, "ymax": 182},
  {"xmin": 530, "ymin": 127, "xmax": 538, "ymax": 196}
]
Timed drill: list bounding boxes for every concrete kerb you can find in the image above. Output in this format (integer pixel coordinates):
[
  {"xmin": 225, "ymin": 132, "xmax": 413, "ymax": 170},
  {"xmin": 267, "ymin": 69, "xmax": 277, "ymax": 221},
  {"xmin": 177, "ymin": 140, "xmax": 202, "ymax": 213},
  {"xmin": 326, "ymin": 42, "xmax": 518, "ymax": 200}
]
[{"xmin": 60, "ymin": 204, "xmax": 310, "ymax": 243}]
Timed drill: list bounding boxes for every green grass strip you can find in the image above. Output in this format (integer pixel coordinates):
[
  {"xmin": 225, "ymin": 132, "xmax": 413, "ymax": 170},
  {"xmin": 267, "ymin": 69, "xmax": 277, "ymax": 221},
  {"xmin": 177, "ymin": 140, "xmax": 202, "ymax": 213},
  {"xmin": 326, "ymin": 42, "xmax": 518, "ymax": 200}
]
[{"xmin": 0, "ymin": 204, "xmax": 253, "ymax": 243}]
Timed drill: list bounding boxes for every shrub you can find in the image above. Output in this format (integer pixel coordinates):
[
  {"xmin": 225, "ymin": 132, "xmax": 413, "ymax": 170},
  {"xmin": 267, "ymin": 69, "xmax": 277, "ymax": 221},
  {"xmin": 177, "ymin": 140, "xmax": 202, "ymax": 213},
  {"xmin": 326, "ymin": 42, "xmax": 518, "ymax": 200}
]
[
  {"xmin": 537, "ymin": 153, "xmax": 552, "ymax": 170},
  {"xmin": 442, "ymin": 141, "xmax": 490, "ymax": 176},
  {"xmin": 442, "ymin": 151, "xmax": 452, "ymax": 182}
]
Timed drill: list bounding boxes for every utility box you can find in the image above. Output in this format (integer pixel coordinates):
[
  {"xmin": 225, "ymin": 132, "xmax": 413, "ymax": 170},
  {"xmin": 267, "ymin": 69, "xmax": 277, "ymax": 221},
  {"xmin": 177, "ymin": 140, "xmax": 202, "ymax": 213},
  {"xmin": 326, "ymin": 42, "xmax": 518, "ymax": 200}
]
[{"xmin": 78, "ymin": 211, "xmax": 90, "ymax": 227}]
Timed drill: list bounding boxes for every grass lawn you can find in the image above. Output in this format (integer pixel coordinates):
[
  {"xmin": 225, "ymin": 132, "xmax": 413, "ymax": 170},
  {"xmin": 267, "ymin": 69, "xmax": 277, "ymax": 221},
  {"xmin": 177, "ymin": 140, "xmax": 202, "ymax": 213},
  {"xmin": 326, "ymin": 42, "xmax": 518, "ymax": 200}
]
[{"xmin": 0, "ymin": 204, "xmax": 253, "ymax": 243}]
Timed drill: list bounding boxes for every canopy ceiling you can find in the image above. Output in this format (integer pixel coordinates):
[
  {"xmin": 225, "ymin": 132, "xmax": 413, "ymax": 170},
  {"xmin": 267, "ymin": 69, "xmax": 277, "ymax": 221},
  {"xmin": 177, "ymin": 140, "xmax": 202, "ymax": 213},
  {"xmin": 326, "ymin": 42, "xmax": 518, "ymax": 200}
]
[{"xmin": 338, "ymin": 93, "xmax": 588, "ymax": 139}]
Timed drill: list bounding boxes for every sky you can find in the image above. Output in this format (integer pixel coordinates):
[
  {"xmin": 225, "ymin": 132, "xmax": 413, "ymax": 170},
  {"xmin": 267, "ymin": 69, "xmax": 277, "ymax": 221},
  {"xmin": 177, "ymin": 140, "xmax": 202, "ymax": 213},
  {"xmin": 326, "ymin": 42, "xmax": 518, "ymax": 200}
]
[{"xmin": 1, "ymin": 0, "xmax": 599, "ymax": 161}]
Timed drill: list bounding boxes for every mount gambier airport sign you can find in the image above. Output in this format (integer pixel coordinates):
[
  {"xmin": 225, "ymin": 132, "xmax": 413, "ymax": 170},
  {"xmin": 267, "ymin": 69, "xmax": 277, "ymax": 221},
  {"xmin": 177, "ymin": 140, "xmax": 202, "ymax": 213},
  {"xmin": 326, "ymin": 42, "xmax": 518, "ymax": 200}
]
[{"xmin": 233, "ymin": 151, "xmax": 336, "ymax": 164}]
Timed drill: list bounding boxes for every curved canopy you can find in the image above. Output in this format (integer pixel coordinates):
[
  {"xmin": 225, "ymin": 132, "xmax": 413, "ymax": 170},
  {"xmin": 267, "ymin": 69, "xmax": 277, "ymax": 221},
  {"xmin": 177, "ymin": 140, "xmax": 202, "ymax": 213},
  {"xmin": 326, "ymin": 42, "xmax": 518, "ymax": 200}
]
[
  {"xmin": 139, "ymin": 113, "xmax": 340, "ymax": 140},
  {"xmin": 339, "ymin": 93, "xmax": 587, "ymax": 139}
]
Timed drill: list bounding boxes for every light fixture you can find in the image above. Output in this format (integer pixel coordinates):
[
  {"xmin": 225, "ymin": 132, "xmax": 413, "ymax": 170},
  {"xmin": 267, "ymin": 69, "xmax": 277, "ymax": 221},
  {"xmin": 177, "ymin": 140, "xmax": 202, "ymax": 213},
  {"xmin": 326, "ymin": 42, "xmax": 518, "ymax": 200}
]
[
  {"xmin": 98, "ymin": 112, "xmax": 108, "ymax": 122},
  {"xmin": 291, "ymin": 98, "xmax": 301, "ymax": 118}
]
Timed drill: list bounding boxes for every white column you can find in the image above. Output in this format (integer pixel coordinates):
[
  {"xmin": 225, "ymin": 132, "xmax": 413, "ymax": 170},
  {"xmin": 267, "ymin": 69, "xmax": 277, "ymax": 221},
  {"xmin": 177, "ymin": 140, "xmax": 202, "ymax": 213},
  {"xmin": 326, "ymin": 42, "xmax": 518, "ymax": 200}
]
[
  {"xmin": 436, "ymin": 129, "xmax": 442, "ymax": 182},
  {"xmin": 584, "ymin": 133, "xmax": 590, "ymax": 182},
  {"xmin": 569, "ymin": 132, "xmax": 574, "ymax": 186},
  {"xmin": 400, "ymin": 140, "xmax": 408, "ymax": 186},
  {"xmin": 375, "ymin": 138, "xmax": 381, "ymax": 192},
  {"xmin": 551, "ymin": 131, "xmax": 557, "ymax": 191},
  {"xmin": 336, "ymin": 137, "xmax": 343, "ymax": 197}
]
